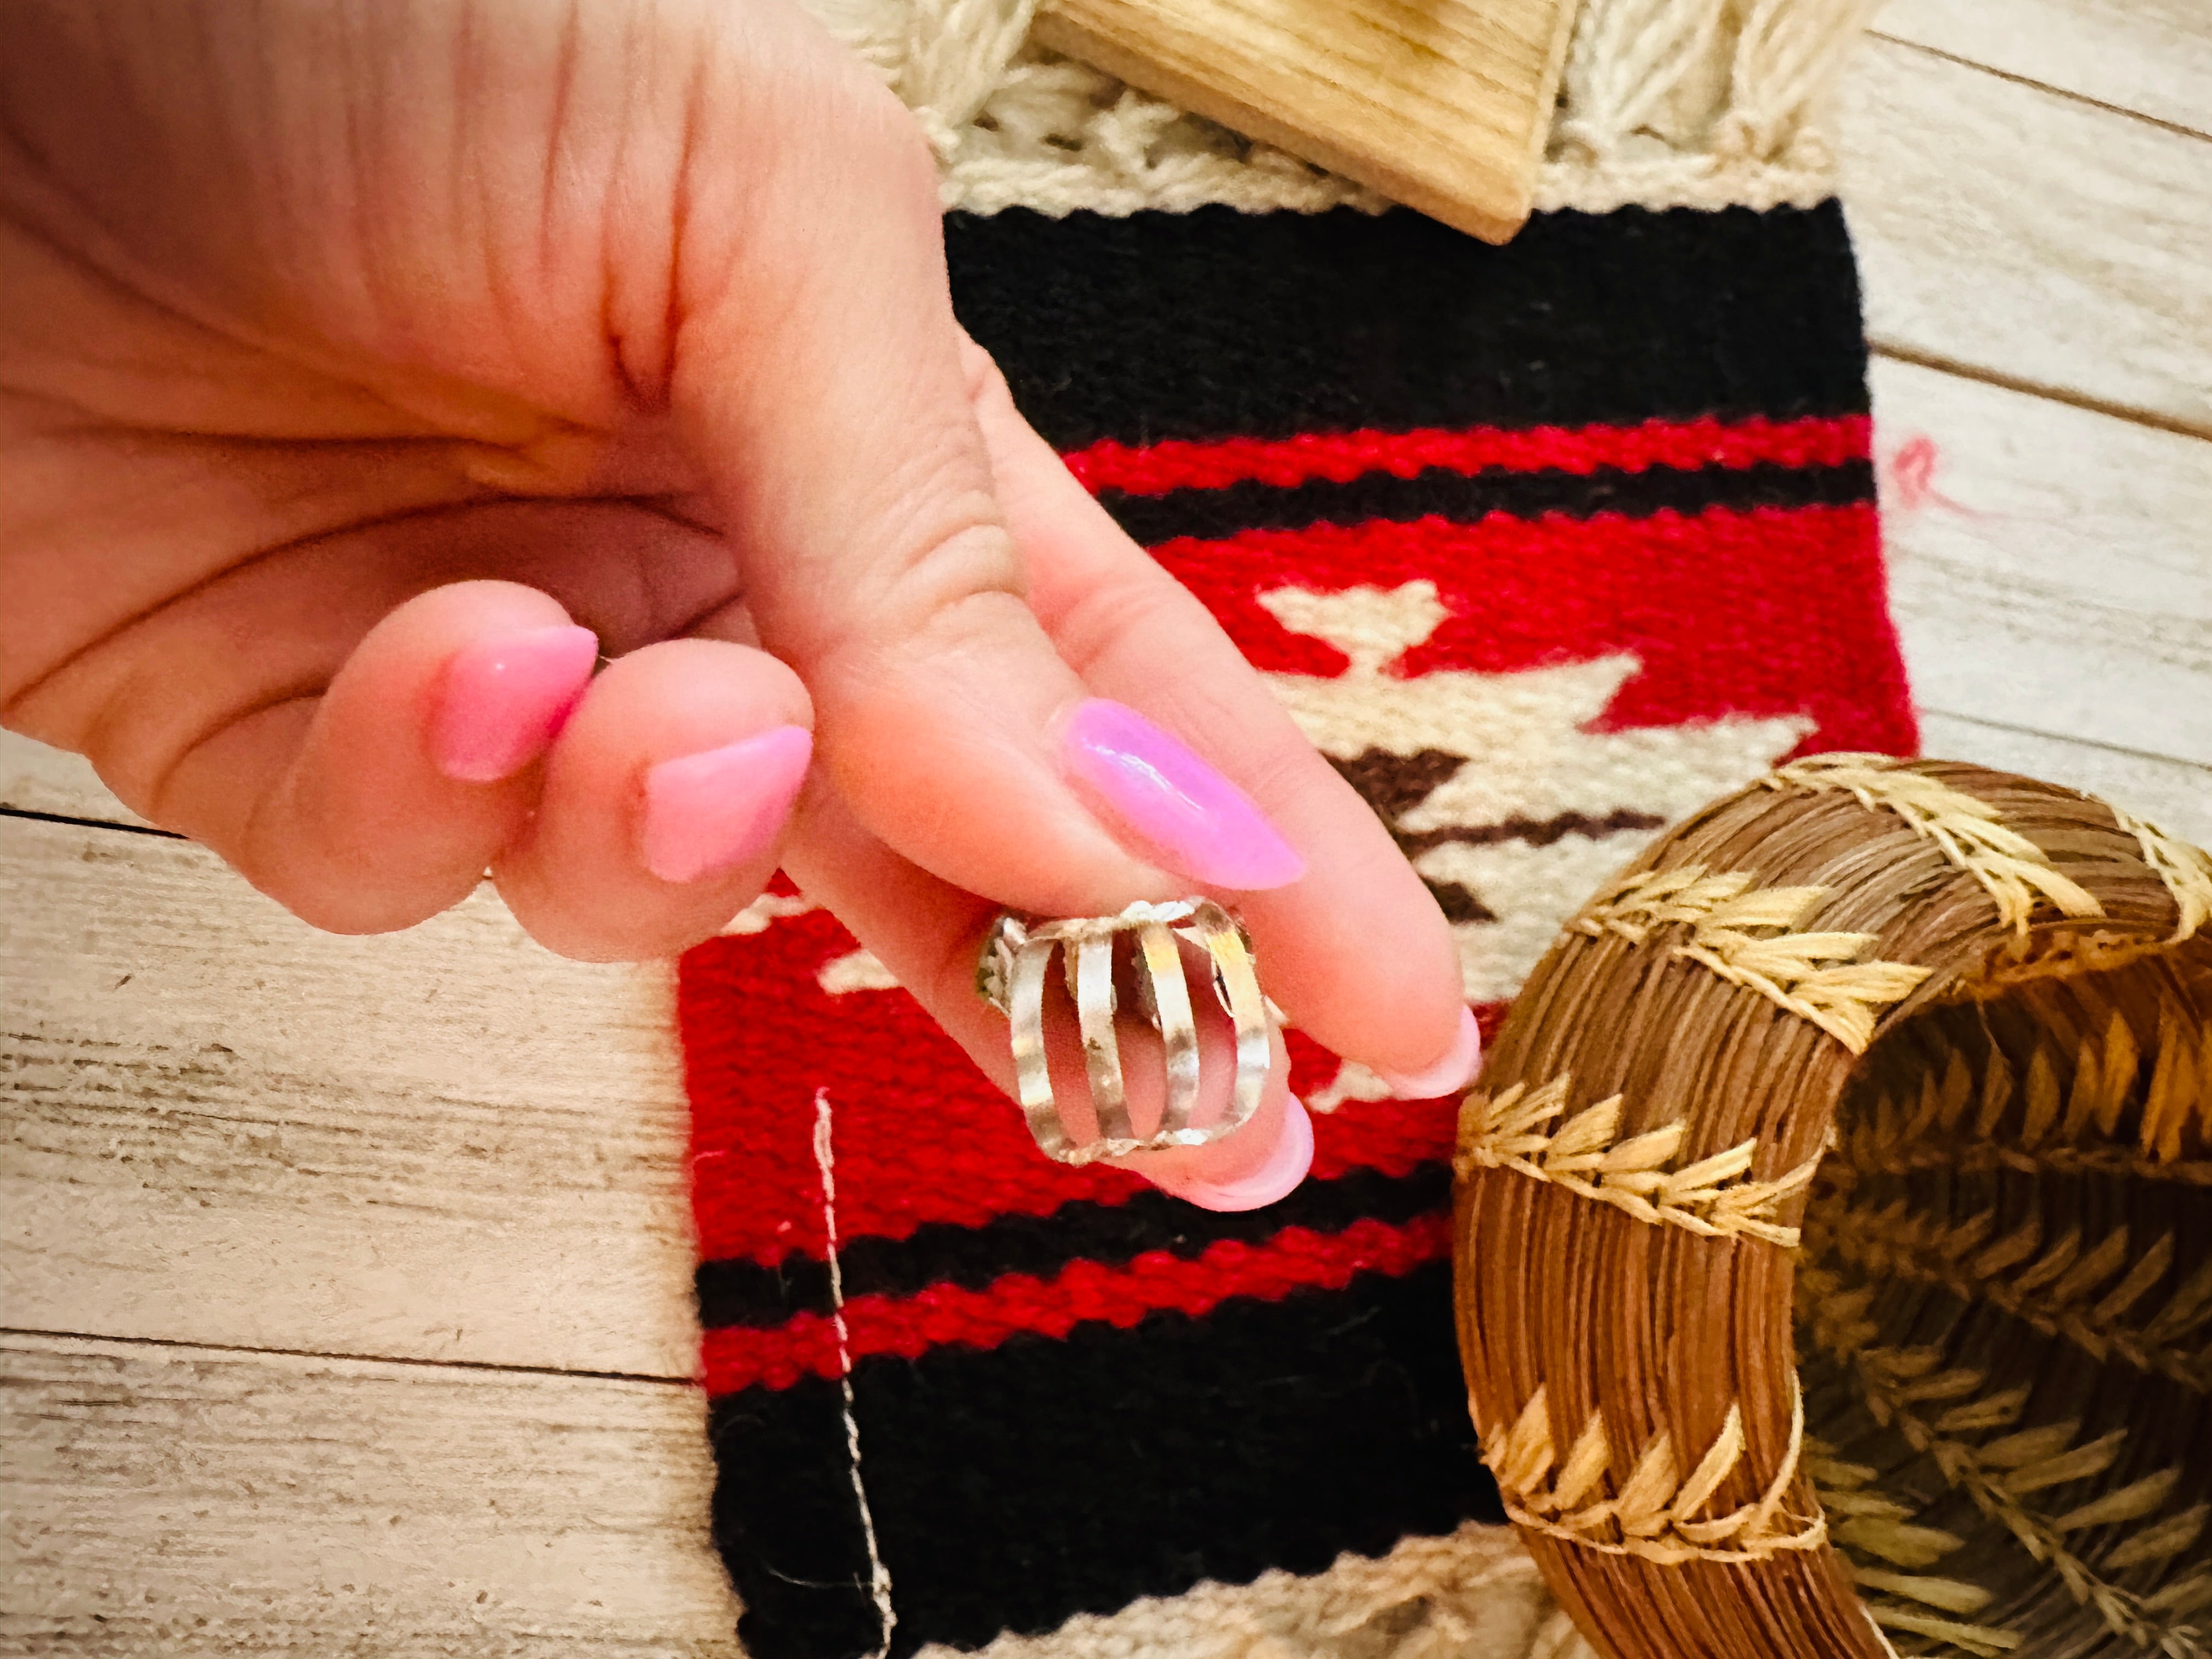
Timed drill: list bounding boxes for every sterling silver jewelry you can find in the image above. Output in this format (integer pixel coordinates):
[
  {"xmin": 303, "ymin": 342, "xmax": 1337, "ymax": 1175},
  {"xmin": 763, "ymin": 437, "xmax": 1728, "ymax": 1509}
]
[{"xmin": 977, "ymin": 899, "xmax": 1275, "ymax": 1165}]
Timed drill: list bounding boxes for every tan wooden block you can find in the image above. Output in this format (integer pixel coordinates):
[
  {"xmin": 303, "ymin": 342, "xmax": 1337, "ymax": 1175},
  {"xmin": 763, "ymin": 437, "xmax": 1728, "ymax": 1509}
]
[{"xmin": 1032, "ymin": 0, "xmax": 1576, "ymax": 243}]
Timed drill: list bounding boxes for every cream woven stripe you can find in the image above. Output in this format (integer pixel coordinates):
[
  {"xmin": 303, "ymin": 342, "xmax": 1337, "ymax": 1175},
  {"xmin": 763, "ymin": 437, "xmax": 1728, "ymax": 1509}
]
[
  {"xmin": 1571, "ymin": 865, "xmax": 1933, "ymax": 1052},
  {"xmin": 918, "ymin": 1519, "xmax": 1555, "ymax": 1659},
  {"xmin": 1810, "ymin": 1198, "xmax": 2212, "ymax": 1395},
  {"xmin": 1798, "ymin": 1322, "xmax": 2212, "ymax": 1658},
  {"xmin": 1763, "ymin": 755, "xmax": 2104, "ymax": 933},
  {"xmin": 1456, "ymin": 1074, "xmax": 1822, "ymax": 1246},
  {"xmin": 1487, "ymin": 1381, "xmax": 1827, "ymax": 1566},
  {"xmin": 2109, "ymin": 804, "xmax": 2212, "ymax": 943},
  {"xmin": 803, "ymin": 0, "xmax": 1882, "ymax": 218}
]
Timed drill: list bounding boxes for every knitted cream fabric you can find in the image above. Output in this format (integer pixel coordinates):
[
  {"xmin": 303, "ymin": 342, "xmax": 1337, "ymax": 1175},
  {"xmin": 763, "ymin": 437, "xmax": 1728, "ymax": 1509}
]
[
  {"xmin": 799, "ymin": 0, "xmax": 1881, "ymax": 219},
  {"xmin": 915, "ymin": 1523, "xmax": 1588, "ymax": 1659}
]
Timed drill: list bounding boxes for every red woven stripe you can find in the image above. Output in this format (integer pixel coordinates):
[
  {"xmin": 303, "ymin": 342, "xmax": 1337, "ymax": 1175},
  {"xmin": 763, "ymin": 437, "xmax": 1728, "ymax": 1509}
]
[
  {"xmin": 700, "ymin": 1212, "xmax": 1452, "ymax": 1396},
  {"xmin": 1062, "ymin": 414, "xmax": 1871, "ymax": 497},
  {"xmin": 1155, "ymin": 501, "xmax": 1907, "ymax": 749},
  {"xmin": 686, "ymin": 501, "xmax": 1909, "ymax": 1265}
]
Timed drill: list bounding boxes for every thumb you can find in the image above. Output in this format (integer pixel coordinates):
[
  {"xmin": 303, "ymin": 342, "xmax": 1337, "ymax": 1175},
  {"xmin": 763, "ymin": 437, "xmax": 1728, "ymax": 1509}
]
[{"xmin": 665, "ymin": 10, "xmax": 1295, "ymax": 918}]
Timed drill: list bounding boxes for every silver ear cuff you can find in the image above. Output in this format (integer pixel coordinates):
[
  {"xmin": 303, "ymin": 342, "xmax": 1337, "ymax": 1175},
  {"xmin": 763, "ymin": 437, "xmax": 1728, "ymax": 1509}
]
[{"xmin": 977, "ymin": 899, "xmax": 1277, "ymax": 1165}]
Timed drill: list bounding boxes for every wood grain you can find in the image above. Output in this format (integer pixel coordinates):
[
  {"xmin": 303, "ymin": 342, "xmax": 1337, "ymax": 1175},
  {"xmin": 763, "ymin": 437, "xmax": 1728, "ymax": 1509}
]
[
  {"xmin": 1869, "ymin": 354, "xmax": 2212, "ymax": 767},
  {"xmin": 0, "ymin": 1331, "xmax": 738, "ymax": 1655},
  {"xmin": 1837, "ymin": 35, "xmax": 2212, "ymax": 436},
  {"xmin": 1875, "ymin": 0, "xmax": 2212, "ymax": 138},
  {"xmin": 1034, "ymin": 0, "xmax": 1573, "ymax": 242},
  {"xmin": 1, "ymin": 812, "xmax": 701, "ymax": 1379},
  {"xmin": 7, "ymin": 15, "xmax": 2212, "ymax": 1650}
]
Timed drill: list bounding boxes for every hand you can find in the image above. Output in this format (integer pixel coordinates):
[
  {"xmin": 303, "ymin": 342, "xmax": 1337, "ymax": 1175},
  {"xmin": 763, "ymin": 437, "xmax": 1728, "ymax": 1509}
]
[{"xmin": 0, "ymin": 0, "xmax": 1476, "ymax": 1205}]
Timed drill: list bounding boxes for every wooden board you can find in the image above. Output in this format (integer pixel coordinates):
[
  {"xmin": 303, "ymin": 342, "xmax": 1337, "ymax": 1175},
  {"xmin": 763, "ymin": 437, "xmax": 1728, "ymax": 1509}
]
[
  {"xmin": 1837, "ymin": 35, "xmax": 2212, "ymax": 436},
  {"xmin": 0, "ymin": 1331, "xmax": 1571, "ymax": 1659},
  {"xmin": 7, "ymin": 12, "xmax": 2212, "ymax": 1649},
  {"xmin": 0, "ymin": 1331, "xmax": 738, "ymax": 1655},
  {"xmin": 1032, "ymin": 0, "xmax": 1574, "ymax": 242},
  {"xmin": 1, "ymin": 812, "xmax": 701, "ymax": 1379},
  {"xmin": 1867, "ymin": 355, "xmax": 2212, "ymax": 766},
  {"xmin": 1875, "ymin": 0, "xmax": 2212, "ymax": 138}
]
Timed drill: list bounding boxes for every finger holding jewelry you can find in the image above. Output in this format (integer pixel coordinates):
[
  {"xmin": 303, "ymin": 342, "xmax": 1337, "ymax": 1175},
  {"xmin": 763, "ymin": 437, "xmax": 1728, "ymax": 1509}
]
[{"xmin": 784, "ymin": 789, "xmax": 1312, "ymax": 1210}]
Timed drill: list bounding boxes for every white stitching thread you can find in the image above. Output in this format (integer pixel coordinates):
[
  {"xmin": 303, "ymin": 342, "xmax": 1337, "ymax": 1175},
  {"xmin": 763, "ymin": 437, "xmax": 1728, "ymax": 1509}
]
[{"xmin": 814, "ymin": 1089, "xmax": 898, "ymax": 1657}]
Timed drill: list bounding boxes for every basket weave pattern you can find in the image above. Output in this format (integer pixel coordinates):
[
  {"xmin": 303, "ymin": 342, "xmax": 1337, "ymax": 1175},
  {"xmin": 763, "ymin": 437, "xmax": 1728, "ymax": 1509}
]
[{"xmin": 1455, "ymin": 757, "xmax": 2212, "ymax": 1658}]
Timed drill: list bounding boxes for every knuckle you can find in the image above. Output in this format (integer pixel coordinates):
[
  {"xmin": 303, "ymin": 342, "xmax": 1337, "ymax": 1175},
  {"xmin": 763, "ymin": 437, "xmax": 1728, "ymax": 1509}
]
[
  {"xmin": 796, "ymin": 471, "xmax": 1026, "ymax": 673},
  {"xmin": 1041, "ymin": 573, "xmax": 1184, "ymax": 679},
  {"xmin": 956, "ymin": 332, "xmax": 1015, "ymax": 413}
]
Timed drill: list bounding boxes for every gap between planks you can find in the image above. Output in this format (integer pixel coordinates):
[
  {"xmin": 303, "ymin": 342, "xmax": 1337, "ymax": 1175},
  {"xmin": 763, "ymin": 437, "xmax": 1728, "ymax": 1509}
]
[
  {"xmin": 0, "ymin": 1323, "xmax": 693, "ymax": 1389},
  {"xmin": 0, "ymin": 803, "xmax": 180, "ymax": 839},
  {"xmin": 1867, "ymin": 29, "xmax": 2212, "ymax": 145},
  {"xmin": 1, "ymin": 1329, "xmax": 741, "ymax": 1656},
  {"xmin": 2, "ymin": 810, "xmax": 706, "ymax": 1380},
  {"xmin": 1836, "ymin": 34, "xmax": 2212, "ymax": 439},
  {"xmin": 1866, "ymin": 354, "xmax": 2212, "ymax": 770},
  {"xmin": 1870, "ymin": 341, "xmax": 2212, "ymax": 444},
  {"xmin": 1869, "ymin": 0, "xmax": 2212, "ymax": 139}
]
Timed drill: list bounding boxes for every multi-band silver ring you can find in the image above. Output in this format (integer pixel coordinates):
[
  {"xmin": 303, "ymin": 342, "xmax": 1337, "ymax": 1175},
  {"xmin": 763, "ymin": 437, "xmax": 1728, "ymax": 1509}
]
[{"xmin": 977, "ymin": 899, "xmax": 1277, "ymax": 1165}]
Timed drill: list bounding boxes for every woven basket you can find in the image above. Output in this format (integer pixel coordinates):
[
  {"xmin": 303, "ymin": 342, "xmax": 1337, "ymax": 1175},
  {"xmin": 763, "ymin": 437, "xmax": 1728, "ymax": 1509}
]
[{"xmin": 1454, "ymin": 755, "xmax": 2211, "ymax": 1659}]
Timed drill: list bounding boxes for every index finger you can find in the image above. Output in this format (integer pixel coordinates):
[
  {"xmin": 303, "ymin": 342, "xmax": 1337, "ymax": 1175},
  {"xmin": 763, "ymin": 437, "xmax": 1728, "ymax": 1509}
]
[{"xmin": 966, "ymin": 355, "xmax": 1476, "ymax": 1093}]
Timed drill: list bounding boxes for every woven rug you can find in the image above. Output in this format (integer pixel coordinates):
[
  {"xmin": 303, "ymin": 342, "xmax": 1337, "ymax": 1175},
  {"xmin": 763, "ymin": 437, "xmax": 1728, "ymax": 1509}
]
[{"xmin": 678, "ymin": 3, "xmax": 1907, "ymax": 1656}]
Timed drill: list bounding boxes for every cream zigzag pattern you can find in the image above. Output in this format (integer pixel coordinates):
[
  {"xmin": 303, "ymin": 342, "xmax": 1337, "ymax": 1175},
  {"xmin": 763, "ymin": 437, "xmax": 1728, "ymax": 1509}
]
[
  {"xmin": 1808, "ymin": 1442, "xmax": 2019, "ymax": 1657},
  {"xmin": 1486, "ymin": 1383, "xmax": 1826, "ymax": 1566},
  {"xmin": 1570, "ymin": 866, "xmax": 1771, "ymax": 944},
  {"xmin": 2111, "ymin": 805, "xmax": 2212, "ymax": 942},
  {"xmin": 1571, "ymin": 865, "xmax": 1932, "ymax": 1052},
  {"xmin": 1821, "ymin": 1341, "xmax": 2212, "ymax": 1658},
  {"xmin": 1807, "ymin": 1201, "xmax": 2212, "ymax": 1393},
  {"xmin": 1801, "ymin": 1282, "xmax": 2212, "ymax": 1656},
  {"xmin": 1835, "ymin": 1020, "xmax": 2212, "ymax": 1185},
  {"xmin": 1455, "ymin": 1075, "xmax": 1821, "ymax": 1247},
  {"xmin": 1763, "ymin": 755, "xmax": 2103, "ymax": 933}
]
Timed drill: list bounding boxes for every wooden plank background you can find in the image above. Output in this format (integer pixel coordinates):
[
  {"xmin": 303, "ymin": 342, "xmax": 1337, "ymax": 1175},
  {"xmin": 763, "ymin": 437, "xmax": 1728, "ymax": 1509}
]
[{"xmin": 5, "ymin": 4, "xmax": 2210, "ymax": 1652}]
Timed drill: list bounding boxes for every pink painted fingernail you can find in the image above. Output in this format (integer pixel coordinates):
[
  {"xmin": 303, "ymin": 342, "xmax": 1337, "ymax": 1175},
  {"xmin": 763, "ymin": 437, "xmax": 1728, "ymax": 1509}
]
[
  {"xmin": 640, "ymin": 726, "xmax": 812, "ymax": 884},
  {"xmin": 1376, "ymin": 1006, "xmax": 1482, "ymax": 1101},
  {"xmin": 1147, "ymin": 1098, "xmax": 1314, "ymax": 1213},
  {"xmin": 432, "ymin": 625, "xmax": 599, "ymax": 782},
  {"xmin": 1062, "ymin": 699, "xmax": 1305, "ymax": 890}
]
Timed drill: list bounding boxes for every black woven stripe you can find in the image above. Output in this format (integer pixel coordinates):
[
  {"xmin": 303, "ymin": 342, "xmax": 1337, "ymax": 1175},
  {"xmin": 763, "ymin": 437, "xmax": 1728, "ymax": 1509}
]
[
  {"xmin": 696, "ymin": 1161, "xmax": 1450, "ymax": 1330},
  {"xmin": 709, "ymin": 1261, "xmax": 1497, "ymax": 1659},
  {"xmin": 947, "ymin": 201, "xmax": 1868, "ymax": 452},
  {"xmin": 1096, "ymin": 456, "xmax": 1875, "ymax": 547},
  {"xmin": 709, "ymin": 1374, "xmax": 885, "ymax": 1659},
  {"xmin": 695, "ymin": 1254, "xmax": 834, "ymax": 1330}
]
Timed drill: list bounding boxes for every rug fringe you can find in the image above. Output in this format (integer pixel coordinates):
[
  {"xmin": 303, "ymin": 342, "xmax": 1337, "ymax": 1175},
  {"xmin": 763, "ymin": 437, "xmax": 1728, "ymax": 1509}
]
[{"xmin": 802, "ymin": 0, "xmax": 1881, "ymax": 217}]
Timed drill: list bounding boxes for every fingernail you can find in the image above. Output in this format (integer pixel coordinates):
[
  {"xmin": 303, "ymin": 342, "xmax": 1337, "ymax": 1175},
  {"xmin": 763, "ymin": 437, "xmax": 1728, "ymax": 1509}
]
[
  {"xmin": 1146, "ymin": 1098, "xmax": 1314, "ymax": 1213},
  {"xmin": 1061, "ymin": 698, "xmax": 1305, "ymax": 890},
  {"xmin": 640, "ymin": 726, "xmax": 812, "ymax": 884},
  {"xmin": 1376, "ymin": 1006, "xmax": 1482, "ymax": 1101},
  {"xmin": 432, "ymin": 625, "xmax": 599, "ymax": 782}
]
